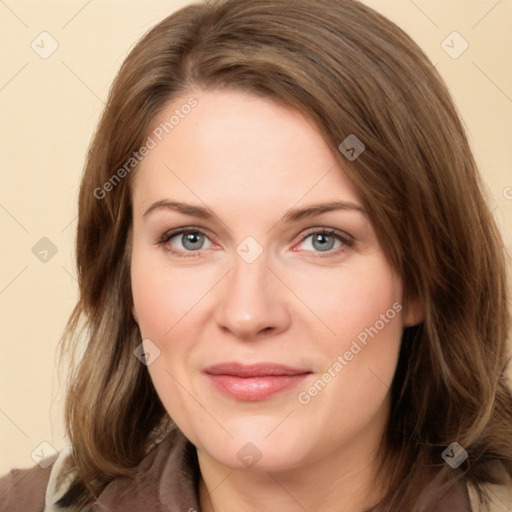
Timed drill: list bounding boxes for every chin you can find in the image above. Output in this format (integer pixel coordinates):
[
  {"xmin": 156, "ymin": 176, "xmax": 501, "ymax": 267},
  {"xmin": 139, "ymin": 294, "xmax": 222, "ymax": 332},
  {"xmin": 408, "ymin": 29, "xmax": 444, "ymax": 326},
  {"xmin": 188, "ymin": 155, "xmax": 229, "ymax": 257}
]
[{"xmin": 197, "ymin": 427, "xmax": 313, "ymax": 472}]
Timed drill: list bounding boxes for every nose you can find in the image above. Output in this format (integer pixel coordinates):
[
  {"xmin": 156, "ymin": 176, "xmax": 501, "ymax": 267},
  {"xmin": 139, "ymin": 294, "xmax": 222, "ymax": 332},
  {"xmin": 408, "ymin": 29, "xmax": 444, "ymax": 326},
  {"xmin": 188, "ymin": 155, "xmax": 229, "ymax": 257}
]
[{"xmin": 213, "ymin": 252, "xmax": 291, "ymax": 341}]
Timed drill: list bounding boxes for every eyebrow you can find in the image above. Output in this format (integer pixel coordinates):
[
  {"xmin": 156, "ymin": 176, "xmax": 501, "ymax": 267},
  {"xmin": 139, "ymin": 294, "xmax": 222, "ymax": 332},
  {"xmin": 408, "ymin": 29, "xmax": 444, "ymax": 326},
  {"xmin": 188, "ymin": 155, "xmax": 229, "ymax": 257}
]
[{"xmin": 143, "ymin": 200, "xmax": 367, "ymax": 223}]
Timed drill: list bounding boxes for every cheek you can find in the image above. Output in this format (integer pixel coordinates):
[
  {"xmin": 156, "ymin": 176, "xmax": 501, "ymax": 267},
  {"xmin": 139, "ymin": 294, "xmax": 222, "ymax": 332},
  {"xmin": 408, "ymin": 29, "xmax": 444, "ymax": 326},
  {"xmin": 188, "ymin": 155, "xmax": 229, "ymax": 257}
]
[
  {"xmin": 294, "ymin": 256, "xmax": 403, "ymax": 342},
  {"xmin": 130, "ymin": 248, "xmax": 201, "ymax": 427},
  {"xmin": 295, "ymin": 258, "xmax": 403, "ymax": 406},
  {"xmin": 131, "ymin": 247, "xmax": 214, "ymax": 339}
]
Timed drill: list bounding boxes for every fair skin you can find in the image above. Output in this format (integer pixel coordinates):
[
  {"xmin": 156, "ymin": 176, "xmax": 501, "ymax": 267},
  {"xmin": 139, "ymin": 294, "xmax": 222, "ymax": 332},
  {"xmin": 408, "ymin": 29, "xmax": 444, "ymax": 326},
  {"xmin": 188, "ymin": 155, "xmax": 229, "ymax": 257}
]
[{"xmin": 130, "ymin": 88, "xmax": 419, "ymax": 512}]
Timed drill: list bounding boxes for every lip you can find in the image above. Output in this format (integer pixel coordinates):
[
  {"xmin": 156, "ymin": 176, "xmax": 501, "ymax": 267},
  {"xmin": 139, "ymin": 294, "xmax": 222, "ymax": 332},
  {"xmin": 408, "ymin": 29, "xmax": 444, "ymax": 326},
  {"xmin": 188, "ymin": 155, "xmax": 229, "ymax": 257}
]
[{"xmin": 203, "ymin": 362, "xmax": 312, "ymax": 401}]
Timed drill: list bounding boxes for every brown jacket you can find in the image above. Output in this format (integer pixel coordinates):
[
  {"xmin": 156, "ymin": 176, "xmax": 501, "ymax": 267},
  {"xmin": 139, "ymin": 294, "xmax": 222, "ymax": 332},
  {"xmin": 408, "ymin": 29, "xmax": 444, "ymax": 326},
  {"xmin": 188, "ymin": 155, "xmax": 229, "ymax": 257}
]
[{"xmin": 1, "ymin": 429, "xmax": 511, "ymax": 511}]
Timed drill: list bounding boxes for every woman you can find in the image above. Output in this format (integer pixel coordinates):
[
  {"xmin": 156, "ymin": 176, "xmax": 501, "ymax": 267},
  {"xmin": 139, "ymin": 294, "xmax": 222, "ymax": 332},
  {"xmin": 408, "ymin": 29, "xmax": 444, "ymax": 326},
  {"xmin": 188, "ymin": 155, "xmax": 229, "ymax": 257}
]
[{"xmin": 1, "ymin": 0, "xmax": 511, "ymax": 510}]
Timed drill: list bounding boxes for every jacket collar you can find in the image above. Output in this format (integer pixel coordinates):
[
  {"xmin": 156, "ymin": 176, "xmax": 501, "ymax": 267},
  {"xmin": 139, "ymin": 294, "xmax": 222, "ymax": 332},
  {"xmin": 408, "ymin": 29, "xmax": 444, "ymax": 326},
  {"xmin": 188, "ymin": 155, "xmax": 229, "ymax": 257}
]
[{"xmin": 93, "ymin": 428, "xmax": 200, "ymax": 512}]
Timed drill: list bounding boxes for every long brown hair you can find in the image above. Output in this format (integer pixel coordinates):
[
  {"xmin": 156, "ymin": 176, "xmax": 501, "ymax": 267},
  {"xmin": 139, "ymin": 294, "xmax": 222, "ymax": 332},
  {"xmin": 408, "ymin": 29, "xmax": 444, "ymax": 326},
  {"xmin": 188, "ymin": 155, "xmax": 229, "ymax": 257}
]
[{"xmin": 57, "ymin": 0, "xmax": 512, "ymax": 509}]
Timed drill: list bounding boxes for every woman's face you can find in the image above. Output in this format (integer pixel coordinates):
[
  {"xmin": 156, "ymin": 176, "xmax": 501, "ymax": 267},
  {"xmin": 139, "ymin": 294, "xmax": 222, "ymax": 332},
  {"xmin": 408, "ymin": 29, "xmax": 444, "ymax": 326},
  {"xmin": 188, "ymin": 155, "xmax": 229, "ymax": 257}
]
[{"xmin": 131, "ymin": 88, "xmax": 415, "ymax": 472}]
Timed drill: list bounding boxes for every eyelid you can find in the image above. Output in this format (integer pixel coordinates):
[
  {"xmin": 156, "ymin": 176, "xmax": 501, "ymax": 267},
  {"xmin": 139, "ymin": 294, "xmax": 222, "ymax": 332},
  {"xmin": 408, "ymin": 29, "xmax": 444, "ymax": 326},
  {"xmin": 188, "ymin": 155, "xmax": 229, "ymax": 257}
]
[
  {"xmin": 293, "ymin": 227, "xmax": 354, "ymax": 256},
  {"xmin": 296, "ymin": 227, "xmax": 353, "ymax": 244},
  {"xmin": 157, "ymin": 226, "xmax": 215, "ymax": 248}
]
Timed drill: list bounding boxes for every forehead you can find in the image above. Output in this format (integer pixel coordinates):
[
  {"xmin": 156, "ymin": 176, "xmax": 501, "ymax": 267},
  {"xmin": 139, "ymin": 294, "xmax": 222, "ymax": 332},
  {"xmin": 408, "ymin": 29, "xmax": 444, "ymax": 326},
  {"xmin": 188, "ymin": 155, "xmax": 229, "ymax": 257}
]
[{"xmin": 131, "ymin": 88, "xmax": 361, "ymax": 214}]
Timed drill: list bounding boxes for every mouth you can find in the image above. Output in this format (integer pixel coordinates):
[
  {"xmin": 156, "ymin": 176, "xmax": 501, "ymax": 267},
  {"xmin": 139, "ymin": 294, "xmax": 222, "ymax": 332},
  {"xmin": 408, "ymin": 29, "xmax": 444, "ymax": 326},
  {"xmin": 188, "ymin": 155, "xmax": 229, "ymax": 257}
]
[{"xmin": 202, "ymin": 362, "xmax": 312, "ymax": 401}]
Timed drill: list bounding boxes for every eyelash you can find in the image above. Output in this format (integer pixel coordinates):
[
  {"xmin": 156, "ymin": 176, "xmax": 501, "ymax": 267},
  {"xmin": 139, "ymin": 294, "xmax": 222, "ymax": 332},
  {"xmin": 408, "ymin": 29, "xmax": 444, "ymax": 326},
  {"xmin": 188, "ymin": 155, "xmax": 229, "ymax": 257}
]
[{"xmin": 157, "ymin": 226, "xmax": 354, "ymax": 259}]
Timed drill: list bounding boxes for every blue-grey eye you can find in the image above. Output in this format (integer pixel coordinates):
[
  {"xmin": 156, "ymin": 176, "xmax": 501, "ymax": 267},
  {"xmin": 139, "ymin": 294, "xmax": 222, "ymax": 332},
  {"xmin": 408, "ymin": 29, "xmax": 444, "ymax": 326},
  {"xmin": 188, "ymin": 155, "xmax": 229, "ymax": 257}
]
[
  {"xmin": 179, "ymin": 232, "xmax": 206, "ymax": 250},
  {"xmin": 311, "ymin": 233, "xmax": 336, "ymax": 252},
  {"xmin": 299, "ymin": 232, "xmax": 343, "ymax": 253}
]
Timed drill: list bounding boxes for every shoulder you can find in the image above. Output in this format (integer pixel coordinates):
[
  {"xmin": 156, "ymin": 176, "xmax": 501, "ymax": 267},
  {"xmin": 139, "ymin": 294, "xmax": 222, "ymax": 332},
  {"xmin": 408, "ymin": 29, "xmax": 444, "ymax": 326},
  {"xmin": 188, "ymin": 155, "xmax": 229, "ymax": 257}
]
[
  {"xmin": 0, "ymin": 464, "xmax": 51, "ymax": 512},
  {"xmin": 413, "ymin": 466, "xmax": 512, "ymax": 512},
  {"xmin": 467, "ymin": 477, "xmax": 512, "ymax": 512},
  {"xmin": 5, "ymin": 428, "xmax": 198, "ymax": 511},
  {"xmin": 0, "ymin": 446, "xmax": 75, "ymax": 512},
  {"xmin": 95, "ymin": 428, "xmax": 199, "ymax": 510}
]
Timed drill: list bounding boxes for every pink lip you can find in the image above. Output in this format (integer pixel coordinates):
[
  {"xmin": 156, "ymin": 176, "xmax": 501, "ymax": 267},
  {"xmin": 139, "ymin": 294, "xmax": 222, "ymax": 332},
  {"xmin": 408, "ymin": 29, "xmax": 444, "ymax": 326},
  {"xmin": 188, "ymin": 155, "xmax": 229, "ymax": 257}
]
[{"xmin": 203, "ymin": 362, "xmax": 312, "ymax": 401}]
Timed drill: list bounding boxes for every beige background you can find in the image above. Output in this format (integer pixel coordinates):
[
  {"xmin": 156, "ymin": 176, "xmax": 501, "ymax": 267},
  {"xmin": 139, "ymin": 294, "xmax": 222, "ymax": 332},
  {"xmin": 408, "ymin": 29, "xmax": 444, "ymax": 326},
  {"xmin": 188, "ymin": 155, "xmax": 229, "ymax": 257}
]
[{"xmin": 0, "ymin": 0, "xmax": 511, "ymax": 474}]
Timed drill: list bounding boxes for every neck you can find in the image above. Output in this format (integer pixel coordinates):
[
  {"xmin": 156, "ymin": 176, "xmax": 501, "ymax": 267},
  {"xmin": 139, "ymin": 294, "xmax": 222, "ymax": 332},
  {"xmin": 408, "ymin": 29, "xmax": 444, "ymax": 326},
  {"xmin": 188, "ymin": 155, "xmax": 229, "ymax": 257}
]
[{"xmin": 197, "ymin": 418, "xmax": 392, "ymax": 512}]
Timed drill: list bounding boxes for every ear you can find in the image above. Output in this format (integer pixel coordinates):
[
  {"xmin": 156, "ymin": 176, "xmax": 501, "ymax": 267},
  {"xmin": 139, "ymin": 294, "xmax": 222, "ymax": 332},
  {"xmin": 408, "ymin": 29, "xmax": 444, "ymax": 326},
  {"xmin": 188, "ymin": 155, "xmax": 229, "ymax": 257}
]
[
  {"xmin": 132, "ymin": 304, "xmax": 139, "ymax": 324},
  {"xmin": 402, "ymin": 295, "xmax": 424, "ymax": 327}
]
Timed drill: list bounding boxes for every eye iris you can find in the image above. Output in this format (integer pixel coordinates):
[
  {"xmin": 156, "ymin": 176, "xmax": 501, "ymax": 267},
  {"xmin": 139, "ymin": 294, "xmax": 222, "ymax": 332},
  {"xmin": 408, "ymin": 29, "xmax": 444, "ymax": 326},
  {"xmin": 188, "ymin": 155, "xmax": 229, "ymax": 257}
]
[
  {"xmin": 182, "ymin": 232, "xmax": 204, "ymax": 250},
  {"xmin": 312, "ymin": 233, "xmax": 335, "ymax": 252}
]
